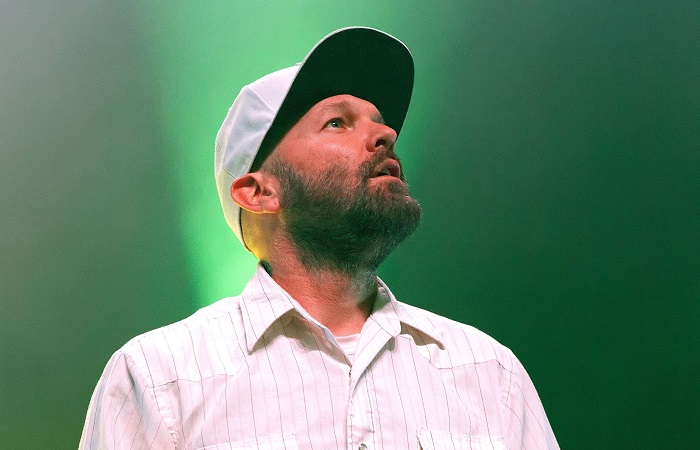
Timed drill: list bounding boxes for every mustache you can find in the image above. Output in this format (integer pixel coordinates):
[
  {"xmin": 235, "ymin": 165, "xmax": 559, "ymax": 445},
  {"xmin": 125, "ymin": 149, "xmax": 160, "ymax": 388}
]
[{"xmin": 359, "ymin": 148, "xmax": 405, "ymax": 181}]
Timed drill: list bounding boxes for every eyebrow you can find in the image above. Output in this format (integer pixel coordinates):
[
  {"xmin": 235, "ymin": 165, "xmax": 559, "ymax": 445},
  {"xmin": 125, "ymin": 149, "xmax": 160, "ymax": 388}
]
[{"xmin": 318, "ymin": 99, "xmax": 385, "ymax": 124}]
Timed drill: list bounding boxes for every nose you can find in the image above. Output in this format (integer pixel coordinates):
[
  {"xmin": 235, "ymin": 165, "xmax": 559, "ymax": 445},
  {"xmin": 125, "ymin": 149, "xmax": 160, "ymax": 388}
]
[{"xmin": 368, "ymin": 122, "xmax": 397, "ymax": 153}]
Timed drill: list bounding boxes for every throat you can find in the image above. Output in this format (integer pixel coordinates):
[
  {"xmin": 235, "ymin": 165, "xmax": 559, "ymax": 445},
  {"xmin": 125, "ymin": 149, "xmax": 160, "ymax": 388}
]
[{"xmin": 268, "ymin": 259, "xmax": 378, "ymax": 335}]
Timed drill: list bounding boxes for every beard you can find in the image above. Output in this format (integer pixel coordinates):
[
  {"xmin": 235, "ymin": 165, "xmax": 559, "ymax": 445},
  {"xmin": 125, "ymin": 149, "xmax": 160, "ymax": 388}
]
[{"xmin": 265, "ymin": 150, "xmax": 422, "ymax": 274}]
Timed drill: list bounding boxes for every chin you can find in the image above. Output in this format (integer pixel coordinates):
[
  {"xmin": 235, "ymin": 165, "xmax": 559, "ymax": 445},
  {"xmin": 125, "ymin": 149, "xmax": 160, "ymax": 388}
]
[{"xmin": 385, "ymin": 179, "xmax": 411, "ymax": 196}]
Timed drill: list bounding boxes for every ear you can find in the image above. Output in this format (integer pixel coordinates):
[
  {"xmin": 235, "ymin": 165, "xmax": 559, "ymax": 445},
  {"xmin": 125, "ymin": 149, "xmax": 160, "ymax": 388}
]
[{"xmin": 230, "ymin": 172, "xmax": 281, "ymax": 213}]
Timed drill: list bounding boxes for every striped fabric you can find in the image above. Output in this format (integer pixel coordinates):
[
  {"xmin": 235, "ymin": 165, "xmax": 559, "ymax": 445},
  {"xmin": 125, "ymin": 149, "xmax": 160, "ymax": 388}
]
[{"xmin": 80, "ymin": 265, "xmax": 558, "ymax": 449}]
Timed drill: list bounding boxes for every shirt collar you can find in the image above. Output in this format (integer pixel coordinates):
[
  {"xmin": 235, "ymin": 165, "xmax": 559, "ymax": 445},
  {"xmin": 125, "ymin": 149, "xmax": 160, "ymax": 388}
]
[
  {"xmin": 239, "ymin": 264, "xmax": 299, "ymax": 353},
  {"xmin": 371, "ymin": 277, "xmax": 445, "ymax": 347},
  {"xmin": 239, "ymin": 264, "xmax": 445, "ymax": 352}
]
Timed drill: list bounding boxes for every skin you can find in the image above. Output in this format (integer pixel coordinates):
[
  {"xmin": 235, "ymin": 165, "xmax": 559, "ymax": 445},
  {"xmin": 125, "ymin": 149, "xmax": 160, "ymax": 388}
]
[{"xmin": 230, "ymin": 94, "xmax": 410, "ymax": 336}]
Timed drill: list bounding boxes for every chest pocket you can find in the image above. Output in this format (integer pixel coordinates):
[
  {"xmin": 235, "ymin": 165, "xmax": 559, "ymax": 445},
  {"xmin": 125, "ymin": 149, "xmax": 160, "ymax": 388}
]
[
  {"xmin": 197, "ymin": 434, "xmax": 298, "ymax": 450},
  {"xmin": 417, "ymin": 429, "xmax": 506, "ymax": 450}
]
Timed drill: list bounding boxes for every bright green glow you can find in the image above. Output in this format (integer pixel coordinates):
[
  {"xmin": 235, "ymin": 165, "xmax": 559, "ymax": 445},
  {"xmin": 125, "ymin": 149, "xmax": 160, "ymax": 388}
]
[{"xmin": 133, "ymin": 1, "xmax": 454, "ymax": 306}]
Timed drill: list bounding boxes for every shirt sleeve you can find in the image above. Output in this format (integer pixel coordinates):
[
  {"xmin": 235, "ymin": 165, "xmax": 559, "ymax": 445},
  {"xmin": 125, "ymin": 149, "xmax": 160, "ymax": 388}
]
[
  {"xmin": 502, "ymin": 353, "xmax": 559, "ymax": 449},
  {"xmin": 79, "ymin": 350, "xmax": 176, "ymax": 449}
]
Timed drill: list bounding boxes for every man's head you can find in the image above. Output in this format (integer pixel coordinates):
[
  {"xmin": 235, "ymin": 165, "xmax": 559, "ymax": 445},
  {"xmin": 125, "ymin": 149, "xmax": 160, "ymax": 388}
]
[
  {"xmin": 239, "ymin": 94, "xmax": 421, "ymax": 272},
  {"xmin": 215, "ymin": 28, "xmax": 420, "ymax": 271}
]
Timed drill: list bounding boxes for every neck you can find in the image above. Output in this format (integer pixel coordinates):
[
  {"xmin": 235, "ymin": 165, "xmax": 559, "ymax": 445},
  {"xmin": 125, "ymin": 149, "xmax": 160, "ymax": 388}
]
[{"xmin": 262, "ymin": 241, "xmax": 378, "ymax": 336}]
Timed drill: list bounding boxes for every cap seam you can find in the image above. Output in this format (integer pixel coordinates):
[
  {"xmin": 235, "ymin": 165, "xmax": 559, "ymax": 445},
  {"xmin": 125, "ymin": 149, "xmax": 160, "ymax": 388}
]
[{"xmin": 248, "ymin": 83, "xmax": 280, "ymax": 115}]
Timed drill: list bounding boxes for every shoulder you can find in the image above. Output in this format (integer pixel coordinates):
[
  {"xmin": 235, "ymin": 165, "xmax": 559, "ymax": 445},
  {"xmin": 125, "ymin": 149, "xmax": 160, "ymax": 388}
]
[
  {"xmin": 115, "ymin": 296, "xmax": 246, "ymax": 386},
  {"xmin": 397, "ymin": 301, "xmax": 520, "ymax": 372}
]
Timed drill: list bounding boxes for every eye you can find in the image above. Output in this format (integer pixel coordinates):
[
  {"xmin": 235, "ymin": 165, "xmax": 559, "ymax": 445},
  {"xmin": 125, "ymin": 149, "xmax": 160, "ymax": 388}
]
[{"xmin": 324, "ymin": 118, "xmax": 344, "ymax": 129}]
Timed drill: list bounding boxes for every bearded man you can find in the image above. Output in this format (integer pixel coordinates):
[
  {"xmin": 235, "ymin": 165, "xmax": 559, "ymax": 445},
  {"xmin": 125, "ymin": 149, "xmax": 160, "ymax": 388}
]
[{"xmin": 80, "ymin": 27, "xmax": 558, "ymax": 450}]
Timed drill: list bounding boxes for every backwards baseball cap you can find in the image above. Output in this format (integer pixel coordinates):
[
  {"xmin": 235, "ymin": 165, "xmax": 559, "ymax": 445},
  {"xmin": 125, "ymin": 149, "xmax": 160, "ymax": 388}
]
[{"xmin": 215, "ymin": 26, "xmax": 415, "ymax": 248}]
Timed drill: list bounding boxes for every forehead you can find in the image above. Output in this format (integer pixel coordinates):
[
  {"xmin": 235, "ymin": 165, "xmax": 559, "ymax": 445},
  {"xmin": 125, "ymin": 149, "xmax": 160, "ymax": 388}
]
[{"xmin": 302, "ymin": 94, "xmax": 384, "ymax": 123}]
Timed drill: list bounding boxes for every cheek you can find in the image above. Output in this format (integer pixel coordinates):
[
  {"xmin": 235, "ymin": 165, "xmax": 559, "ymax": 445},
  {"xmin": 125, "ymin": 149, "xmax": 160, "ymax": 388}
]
[
  {"xmin": 287, "ymin": 139, "xmax": 345, "ymax": 167},
  {"xmin": 278, "ymin": 137, "xmax": 364, "ymax": 182},
  {"xmin": 312, "ymin": 153, "xmax": 360, "ymax": 179}
]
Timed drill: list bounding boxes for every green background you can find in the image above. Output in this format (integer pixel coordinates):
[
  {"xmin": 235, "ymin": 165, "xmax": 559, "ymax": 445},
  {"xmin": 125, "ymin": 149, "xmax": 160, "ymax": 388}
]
[{"xmin": 1, "ymin": 1, "xmax": 698, "ymax": 448}]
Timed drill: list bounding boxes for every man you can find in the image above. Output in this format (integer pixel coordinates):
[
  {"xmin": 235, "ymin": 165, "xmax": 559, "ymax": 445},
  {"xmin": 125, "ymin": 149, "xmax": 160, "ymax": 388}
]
[{"xmin": 81, "ymin": 27, "xmax": 558, "ymax": 449}]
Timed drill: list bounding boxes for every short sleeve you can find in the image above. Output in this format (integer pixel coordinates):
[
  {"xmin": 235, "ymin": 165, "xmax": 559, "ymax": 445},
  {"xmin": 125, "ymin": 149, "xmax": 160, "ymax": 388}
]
[
  {"xmin": 79, "ymin": 350, "xmax": 176, "ymax": 449},
  {"xmin": 501, "ymin": 354, "xmax": 559, "ymax": 449}
]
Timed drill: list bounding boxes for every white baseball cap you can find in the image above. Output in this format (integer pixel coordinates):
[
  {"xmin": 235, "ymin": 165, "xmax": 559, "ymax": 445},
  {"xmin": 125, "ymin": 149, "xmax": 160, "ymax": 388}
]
[{"xmin": 215, "ymin": 26, "xmax": 415, "ymax": 248}]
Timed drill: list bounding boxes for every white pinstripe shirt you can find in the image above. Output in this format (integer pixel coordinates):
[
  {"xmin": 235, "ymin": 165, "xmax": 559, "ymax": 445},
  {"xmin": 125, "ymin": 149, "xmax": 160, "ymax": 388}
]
[{"xmin": 80, "ymin": 265, "xmax": 558, "ymax": 449}]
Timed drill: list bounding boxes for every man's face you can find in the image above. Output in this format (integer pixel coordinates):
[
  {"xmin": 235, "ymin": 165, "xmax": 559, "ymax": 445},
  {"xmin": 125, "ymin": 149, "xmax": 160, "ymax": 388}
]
[{"xmin": 263, "ymin": 94, "xmax": 422, "ymax": 272}]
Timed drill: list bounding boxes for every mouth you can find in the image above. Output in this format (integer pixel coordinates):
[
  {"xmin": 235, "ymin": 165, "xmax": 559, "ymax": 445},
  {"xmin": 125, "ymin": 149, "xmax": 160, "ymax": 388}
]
[{"xmin": 371, "ymin": 159, "xmax": 402, "ymax": 179}]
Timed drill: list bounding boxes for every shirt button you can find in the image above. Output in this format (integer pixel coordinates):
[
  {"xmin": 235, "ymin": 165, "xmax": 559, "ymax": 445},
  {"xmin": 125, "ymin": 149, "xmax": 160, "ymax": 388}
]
[{"xmin": 359, "ymin": 444, "xmax": 367, "ymax": 450}]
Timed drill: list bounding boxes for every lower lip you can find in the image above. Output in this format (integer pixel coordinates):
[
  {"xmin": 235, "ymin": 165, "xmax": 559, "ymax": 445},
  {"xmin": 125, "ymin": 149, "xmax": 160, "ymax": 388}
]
[{"xmin": 369, "ymin": 176, "xmax": 404, "ymax": 184}]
